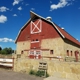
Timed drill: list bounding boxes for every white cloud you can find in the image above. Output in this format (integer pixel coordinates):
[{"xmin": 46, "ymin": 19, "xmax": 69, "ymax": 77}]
[
  {"xmin": 0, "ymin": 38, "xmax": 14, "ymax": 42},
  {"xmin": 0, "ymin": 6, "xmax": 9, "ymax": 12},
  {"xmin": 0, "ymin": 15, "xmax": 7, "ymax": 23},
  {"xmin": 50, "ymin": 0, "xmax": 74, "ymax": 11},
  {"xmin": 13, "ymin": 0, "xmax": 23, "ymax": 6},
  {"xmin": 18, "ymin": 6, "xmax": 22, "ymax": 10},
  {"xmin": 13, "ymin": 14, "xmax": 17, "ymax": 16},
  {"xmin": 31, "ymin": 8, "xmax": 35, "ymax": 10}
]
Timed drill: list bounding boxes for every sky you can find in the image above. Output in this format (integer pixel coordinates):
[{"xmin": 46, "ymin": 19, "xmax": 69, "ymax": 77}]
[{"xmin": 0, "ymin": 0, "xmax": 80, "ymax": 50}]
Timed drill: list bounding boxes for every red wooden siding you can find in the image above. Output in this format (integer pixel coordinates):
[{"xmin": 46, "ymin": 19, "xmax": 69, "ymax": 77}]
[
  {"xmin": 41, "ymin": 20, "xmax": 60, "ymax": 39},
  {"xmin": 17, "ymin": 19, "xmax": 60, "ymax": 43},
  {"xmin": 17, "ymin": 23, "xmax": 31, "ymax": 42},
  {"xmin": 31, "ymin": 42, "xmax": 40, "ymax": 49}
]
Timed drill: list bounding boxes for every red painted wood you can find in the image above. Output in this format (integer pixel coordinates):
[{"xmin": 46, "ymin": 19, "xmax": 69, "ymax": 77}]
[
  {"xmin": 29, "ymin": 55, "xmax": 34, "ymax": 59},
  {"xmin": 41, "ymin": 20, "xmax": 60, "ymax": 39},
  {"xmin": 17, "ymin": 19, "xmax": 60, "ymax": 43},
  {"xmin": 31, "ymin": 42, "xmax": 40, "ymax": 49},
  {"xmin": 17, "ymin": 23, "xmax": 31, "ymax": 42},
  {"xmin": 29, "ymin": 54, "xmax": 41, "ymax": 59},
  {"xmin": 17, "ymin": 19, "xmax": 60, "ymax": 50}
]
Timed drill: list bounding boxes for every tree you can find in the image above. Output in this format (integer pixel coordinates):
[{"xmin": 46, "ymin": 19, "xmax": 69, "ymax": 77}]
[
  {"xmin": 0, "ymin": 47, "xmax": 14, "ymax": 55},
  {"xmin": 0, "ymin": 50, "xmax": 6, "ymax": 55},
  {"xmin": 0, "ymin": 47, "xmax": 2, "ymax": 51},
  {"xmin": 0, "ymin": 47, "xmax": 2, "ymax": 54}
]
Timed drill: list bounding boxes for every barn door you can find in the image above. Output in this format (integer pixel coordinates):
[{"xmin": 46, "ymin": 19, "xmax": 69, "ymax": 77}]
[
  {"xmin": 29, "ymin": 50, "xmax": 41, "ymax": 59},
  {"xmin": 36, "ymin": 51, "xmax": 41, "ymax": 59}
]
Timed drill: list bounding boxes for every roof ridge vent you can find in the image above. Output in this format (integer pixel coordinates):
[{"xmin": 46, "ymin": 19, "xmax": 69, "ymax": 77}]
[{"xmin": 46, "ymin": 16, "xmax": 52, "ymax": 21}]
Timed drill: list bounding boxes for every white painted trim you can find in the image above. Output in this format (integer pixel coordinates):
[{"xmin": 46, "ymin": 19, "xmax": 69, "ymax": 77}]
[
  {"xmin": 31, "ymin": 31, "xmax": 41, "ymax": 34},
  {"xmin": 31, "ymin": 19, "xmax": 42, "ymax": 34},
  {"xmin": 31, "ymin": 41, "xmax": 39, "ymax": 43},
  {"xmin": 29, "ymin": 50, "xmax": 41, "ymax": 55},
  {"xmin": 0, "ymin": 63, "xmax": 13, "ymax": 67},
  {"xmin": 0, "ymin": 58, "xmax": 13, "ymax": 62},
  {"xmin": 51, "ymin": 22, "xmax": 65, "ymax": 38}
]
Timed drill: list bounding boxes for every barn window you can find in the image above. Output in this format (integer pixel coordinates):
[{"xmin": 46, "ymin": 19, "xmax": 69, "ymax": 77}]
[
  {"xmin": 71, "ymin": 51, "xmax": 72, "ymax": 56},
  {"xmin": 50, "ymin": 50, "xmax": 53, "ymax": 54},
  {"xmin": 67, "ymin": 50, "xmax": 69, "ymax": 56},
  {"xmin": 21, "ymin": 50, "xmax": 24, "ymax": 54},
  {"xmin": 36, "ymin": 39, "xmax": 38, "ymax": 41}
]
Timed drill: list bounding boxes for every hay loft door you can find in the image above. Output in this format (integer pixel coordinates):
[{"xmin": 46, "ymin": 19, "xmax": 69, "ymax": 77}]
[{"xmin": 30, "ymin": 19, "xmax": 42, "ymax": 34}]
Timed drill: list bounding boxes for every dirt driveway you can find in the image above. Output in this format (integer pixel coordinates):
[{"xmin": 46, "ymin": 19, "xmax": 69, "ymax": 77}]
[{"xmin": 0, "ymin": 69, "xmax": 43, "ymax": 80}]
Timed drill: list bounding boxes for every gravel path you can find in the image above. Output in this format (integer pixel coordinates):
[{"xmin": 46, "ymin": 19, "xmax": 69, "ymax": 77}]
[{"xmin": 0, "ymin": 69, "xmax": 43, "ymax": 80}]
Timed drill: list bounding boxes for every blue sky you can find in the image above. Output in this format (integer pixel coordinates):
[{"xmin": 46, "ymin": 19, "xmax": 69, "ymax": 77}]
[{"xmin": 0, "ymin": 0, "xmax": 80, "ymax": 50}]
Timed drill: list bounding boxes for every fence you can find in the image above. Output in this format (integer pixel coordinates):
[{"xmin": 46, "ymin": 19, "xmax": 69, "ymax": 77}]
[{"xmin": 0, "ymin": 58, "xmax": 14, "ymax": 69}]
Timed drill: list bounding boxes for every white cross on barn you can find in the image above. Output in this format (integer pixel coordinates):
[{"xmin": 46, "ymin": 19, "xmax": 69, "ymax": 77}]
[{"xmin": 31, "ymin": 19, "xmax": 42, "ymax": 34}]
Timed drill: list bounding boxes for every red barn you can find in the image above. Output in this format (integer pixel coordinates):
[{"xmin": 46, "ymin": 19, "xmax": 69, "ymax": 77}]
[{"xmin": 15, "ymin": 11, "xmax": 80, "ymax": 61}]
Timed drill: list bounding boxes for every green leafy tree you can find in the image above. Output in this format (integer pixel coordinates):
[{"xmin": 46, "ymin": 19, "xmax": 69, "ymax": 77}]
[
  {"xmin": 0, "ymin": 50, "xmax": 6, "ymax": 55},
  {"xmin": 0, "ymin": 47, "xmax": 2, "ymax": 54},
  {"xmin": 0, "ymin": 47, "xmax": 14, "ymax": 55},
  {"xmin": 0, "ymin": 47, "xmax": 2, "ymax": 51}
]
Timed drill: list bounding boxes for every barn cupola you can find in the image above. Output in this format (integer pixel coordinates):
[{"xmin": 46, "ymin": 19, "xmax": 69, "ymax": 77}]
[{"xmin": 46, "ymin": 16, "xmax": 52, "ymax": 21}]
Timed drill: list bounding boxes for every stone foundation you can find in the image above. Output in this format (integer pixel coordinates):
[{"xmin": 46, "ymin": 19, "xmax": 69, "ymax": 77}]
[{"xmin": 13, "ymin": 58, "xmax": 80, "ymax": 80}]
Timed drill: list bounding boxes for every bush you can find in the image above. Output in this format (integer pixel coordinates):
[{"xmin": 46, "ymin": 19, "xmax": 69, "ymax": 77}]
[
  {"xmin": 29, "ymin": 70, "xmax": 49, "ymax": 77},
  {"xmin": 29, "ymin": 70, "xmax": 35, "ymax": 75},
  {"xmin": 36, "ymin": 70, "xmax": 45, "ymax": 77},
  {"xmin": 36, "ymin": 70, "xmax": 49, "ymax": 77},
  {"xmin": 46, "ymin": 72, "xmax": 49, "ymax": 77}
]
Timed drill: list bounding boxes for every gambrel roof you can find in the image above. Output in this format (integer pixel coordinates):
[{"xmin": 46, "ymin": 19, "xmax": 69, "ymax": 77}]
[{"xmin": 15, "ymin": 11, "xmax": 80, "ymax": 46}]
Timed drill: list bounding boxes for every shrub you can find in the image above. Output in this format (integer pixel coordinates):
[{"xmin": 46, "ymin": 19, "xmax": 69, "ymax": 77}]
[
  {"xmin": 29, "ymin": 70, "xmax": 49, "ymax": 77},
  {"xmin": 46, "ymin": 72, "xmax": 49, "ymax": 77},
  {"xmin": 36, "ymin": 70, "xmax": 49, "ymax": 77},
  {"xmin": 36, "ymin": 70, "xmax": 45, "ymax": 77},
  {"xmin": 29, "ymin": 70, "xmax": 35, "ymax": 75}
]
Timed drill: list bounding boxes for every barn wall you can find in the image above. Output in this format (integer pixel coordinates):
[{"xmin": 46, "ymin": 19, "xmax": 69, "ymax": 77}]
[
  {"xmin": 41, "ymin": 20, "xmax": 60, "ymax": 39},
  {"xmin": 16, "ymin": 37, "xmax": 65, "ymax": 58},
  {"xmin": 64, "ymin": 40, "xmax": 80, "ymax": 57},
  {"xmin": 41, "ymin": 38, "xmax": 64, "ymax": 58},
  {"xmin": 16, "ymin": 41, "xmax": 30, "ymax": 54},
  {"xmin": 14, "ymin": 59, "xmax": 80, "ymax": 80}
]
